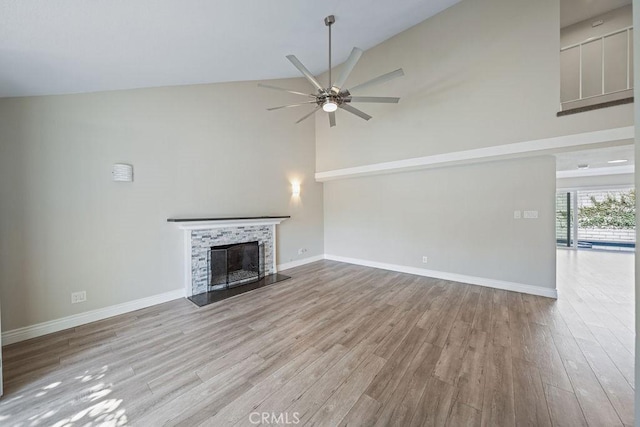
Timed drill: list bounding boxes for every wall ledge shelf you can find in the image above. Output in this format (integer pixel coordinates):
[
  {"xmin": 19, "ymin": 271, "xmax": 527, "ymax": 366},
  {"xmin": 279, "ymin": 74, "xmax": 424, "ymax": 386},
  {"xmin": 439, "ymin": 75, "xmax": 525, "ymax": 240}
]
[{"xmin": 314, "ymin": 126, "xmax": 634, "ymax": 182}]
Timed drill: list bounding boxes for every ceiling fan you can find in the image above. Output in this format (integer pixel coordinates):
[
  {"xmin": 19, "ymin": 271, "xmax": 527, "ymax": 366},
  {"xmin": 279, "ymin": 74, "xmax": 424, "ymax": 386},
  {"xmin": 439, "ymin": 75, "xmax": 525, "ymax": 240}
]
[{"xmin": 259, "ymin": 15, "xmax": 404, "ymax": 127}]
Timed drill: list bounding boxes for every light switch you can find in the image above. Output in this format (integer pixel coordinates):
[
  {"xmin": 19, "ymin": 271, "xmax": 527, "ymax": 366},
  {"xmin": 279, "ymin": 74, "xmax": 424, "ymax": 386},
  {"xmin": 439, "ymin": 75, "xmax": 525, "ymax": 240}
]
[
  {"xmin": 513, "ymin": 210, "xmax": 521, "ymax": 219},
  {"xmin": 524, "ymin": 210, "xmax": 538, "ymax": 219}
]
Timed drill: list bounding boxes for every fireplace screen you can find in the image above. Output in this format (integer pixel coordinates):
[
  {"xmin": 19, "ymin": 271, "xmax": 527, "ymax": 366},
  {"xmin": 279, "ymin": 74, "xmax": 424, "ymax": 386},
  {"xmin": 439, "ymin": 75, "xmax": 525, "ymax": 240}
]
[{"xmin": 209, "ymin": 241, "xmax": 261, "ymax": 290}]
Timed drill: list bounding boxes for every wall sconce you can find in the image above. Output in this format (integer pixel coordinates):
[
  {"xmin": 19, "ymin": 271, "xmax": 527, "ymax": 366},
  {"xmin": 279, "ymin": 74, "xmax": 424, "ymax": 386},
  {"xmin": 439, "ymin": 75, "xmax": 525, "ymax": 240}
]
[
  {"xmin": 292, "ymin": 182, "xmax": 301, "ymax": 197},
  {"xmin": 112, "ymin": 163, "xmax": 133, "ymax": 182}
]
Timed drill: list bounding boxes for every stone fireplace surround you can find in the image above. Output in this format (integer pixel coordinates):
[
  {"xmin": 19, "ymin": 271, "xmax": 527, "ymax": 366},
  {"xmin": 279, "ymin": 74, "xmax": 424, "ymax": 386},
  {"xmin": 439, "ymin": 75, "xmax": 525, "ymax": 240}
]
[{"xmin": 168, "ymin": 216, "xmax": 289, "ymax": 296}]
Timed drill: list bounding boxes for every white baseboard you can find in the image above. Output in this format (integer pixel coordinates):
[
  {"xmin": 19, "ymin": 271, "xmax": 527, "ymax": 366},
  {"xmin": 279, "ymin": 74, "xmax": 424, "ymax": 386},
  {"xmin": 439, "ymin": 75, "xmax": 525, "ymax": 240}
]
[
  {"xmin": 277, "ymin": 254, "xmax": 325, "ymax": 271},
  {"xmin": 1, "ymin": 255, "xmax": 557, "ymax": 345},
  {"xmin": 2, "ymin": 289, "xmax": 185, "ymax": 345},
  {"xmin": 324, "ymin": 254, "xmax": 558, "ymax": 299}
]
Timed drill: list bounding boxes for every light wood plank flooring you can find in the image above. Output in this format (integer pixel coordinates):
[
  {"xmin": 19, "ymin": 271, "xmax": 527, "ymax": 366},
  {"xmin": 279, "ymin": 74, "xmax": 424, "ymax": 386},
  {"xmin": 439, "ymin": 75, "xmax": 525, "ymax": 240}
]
[{"xmin": 0, "ymin": 252, "xmax": 634, "ymax": 426}]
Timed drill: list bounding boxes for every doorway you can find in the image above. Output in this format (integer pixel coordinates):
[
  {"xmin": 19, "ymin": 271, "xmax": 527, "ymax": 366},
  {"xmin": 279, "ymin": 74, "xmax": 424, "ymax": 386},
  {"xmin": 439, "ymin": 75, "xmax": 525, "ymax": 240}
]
[{"xmin": 556, "ymin": 187, "xmax": 635, "ymax": 251}]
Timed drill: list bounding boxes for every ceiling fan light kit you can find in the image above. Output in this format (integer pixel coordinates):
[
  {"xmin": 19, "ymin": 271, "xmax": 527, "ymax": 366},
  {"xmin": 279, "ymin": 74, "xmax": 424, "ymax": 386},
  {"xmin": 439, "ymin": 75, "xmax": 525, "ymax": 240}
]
[
  {"xmin": 322, "ymin": 100, "xmax": 338, "ymax": 112},
  {"xmin": 260, "ymin": 15, "xmax": 404, "ymax": 127}
]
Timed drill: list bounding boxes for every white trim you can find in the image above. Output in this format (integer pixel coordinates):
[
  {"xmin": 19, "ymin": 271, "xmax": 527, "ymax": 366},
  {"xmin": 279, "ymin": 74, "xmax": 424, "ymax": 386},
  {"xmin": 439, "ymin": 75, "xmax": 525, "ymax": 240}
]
[
  {"xmin": 172, "ymin": 218, "xmax": 288, "ymax": 230},
  {"xmin": 315, "ymin": 127, "xmax": 634, "ymax": 182},
  {"xmin": 324, "ymin": 254, "xmax": 558, "ymax": 299},
  {"xmin": 2, "ymin": 289, "xmax": 185, "ymax": 345},
  {"xmin": 184, "ymin": 231, "xmax": 193, "ymax": 297},
  {"xmin": 272, "ymin": 224, "xmax": 278, "ymax": 273},
  {"xmin": 556, "ymin": 165, "xmax": 634, "ymax": 178},
  {"xmin": 277, "ymin": 254, "xmax": 325, "ymax": 271}
]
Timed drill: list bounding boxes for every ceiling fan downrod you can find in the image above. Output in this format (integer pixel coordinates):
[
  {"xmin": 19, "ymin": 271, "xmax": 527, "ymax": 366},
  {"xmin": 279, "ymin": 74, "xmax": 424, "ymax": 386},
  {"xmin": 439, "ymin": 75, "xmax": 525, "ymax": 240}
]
[{"xmin": 324, "ymin": 15, "xmax": 335, "ymax": 90}]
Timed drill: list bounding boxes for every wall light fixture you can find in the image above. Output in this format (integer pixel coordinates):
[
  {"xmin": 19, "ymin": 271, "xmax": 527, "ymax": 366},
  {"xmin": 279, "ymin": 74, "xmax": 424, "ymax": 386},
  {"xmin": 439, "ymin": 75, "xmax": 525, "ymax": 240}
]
[{"xmin": 292, "ymin": 182, "xmax": 301, "ymax": 197}]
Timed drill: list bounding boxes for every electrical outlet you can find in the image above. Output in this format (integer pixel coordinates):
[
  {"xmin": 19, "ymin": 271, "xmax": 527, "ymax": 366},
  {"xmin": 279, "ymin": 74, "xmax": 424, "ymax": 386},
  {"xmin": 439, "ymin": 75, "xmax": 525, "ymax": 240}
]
[
  {"xmin": 71, "ymin": 291, "xmax": 86, "ymax": 304},
  {"xmin": 298, "ymin": 248, "xmax": 307, "ymax": 255},
  {"xmin": 422, "ymin": 256, "xmax": 428, "ymax": 264},
  {"xmin": 524, "ymin": 210, "xmax": 538, "ymax": 219}
]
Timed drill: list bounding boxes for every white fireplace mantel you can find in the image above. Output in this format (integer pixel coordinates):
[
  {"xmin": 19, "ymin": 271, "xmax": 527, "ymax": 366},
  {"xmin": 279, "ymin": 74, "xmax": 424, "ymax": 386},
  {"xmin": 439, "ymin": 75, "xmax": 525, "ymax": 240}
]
[{"xmin": 168, "ymin": 216, "xmax": 289, "ymax": 296}]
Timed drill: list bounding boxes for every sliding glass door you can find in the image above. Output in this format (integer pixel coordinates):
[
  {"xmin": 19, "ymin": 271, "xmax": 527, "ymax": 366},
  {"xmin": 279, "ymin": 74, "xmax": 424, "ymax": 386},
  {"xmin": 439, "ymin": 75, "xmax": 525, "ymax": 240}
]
[
  {"xmin": 556, "ymin": 188, "xmax": 635, "ymax": 251},
  {"xmin": 556, "ymin": 191, "xmax": 575, "ymax": 248}
]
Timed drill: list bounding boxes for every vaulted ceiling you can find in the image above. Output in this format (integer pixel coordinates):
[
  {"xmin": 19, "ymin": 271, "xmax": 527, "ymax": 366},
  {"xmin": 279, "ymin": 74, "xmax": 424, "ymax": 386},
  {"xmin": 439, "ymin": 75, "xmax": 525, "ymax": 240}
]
[{"xmin": 0, "ymin": 0, "xmax": 460, "ymax": 98}]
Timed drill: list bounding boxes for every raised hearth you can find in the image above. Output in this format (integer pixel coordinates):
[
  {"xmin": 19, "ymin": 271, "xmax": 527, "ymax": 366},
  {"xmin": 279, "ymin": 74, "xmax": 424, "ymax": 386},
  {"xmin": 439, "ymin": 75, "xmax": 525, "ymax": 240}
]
[{"xmin": 187, "ymin": 273, "xmax": 291, "ymax": 307}]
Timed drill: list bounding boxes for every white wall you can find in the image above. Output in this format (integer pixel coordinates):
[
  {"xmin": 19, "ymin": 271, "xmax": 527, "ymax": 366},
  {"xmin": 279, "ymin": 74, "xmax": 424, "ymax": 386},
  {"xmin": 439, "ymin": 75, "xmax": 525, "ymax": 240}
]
[
  {"xmin": 0, "ymin": 79, "xmax": 323, "ymax": 331},
  {"xmin": 324, "ymin": 156, "xmax": 557, "ymax": 289}
]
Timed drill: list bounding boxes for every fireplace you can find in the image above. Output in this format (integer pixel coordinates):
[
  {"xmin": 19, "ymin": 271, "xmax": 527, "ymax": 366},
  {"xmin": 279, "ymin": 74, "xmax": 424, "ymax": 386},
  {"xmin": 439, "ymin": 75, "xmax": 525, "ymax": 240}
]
[
  {"xmin": 168, "ymin": 216, "xmax": 290, "ymax": 297},
  {"xmin": 209, "ymin": 241, "xmax": 262, "ymax": 290}
]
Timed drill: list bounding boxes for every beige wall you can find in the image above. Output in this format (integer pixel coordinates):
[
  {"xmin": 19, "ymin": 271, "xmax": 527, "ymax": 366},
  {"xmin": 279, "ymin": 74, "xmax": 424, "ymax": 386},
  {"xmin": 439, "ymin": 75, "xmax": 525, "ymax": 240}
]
[
  {"xmin": 0, "ymin": 79, "xmax": 324, "ymax": 331},
  {"xmin": 561, "ymin": 5, "xmax": 633, "ymax": 101},
  {"xmin": 317, "ymin": 0, "xmax": 634, "ymax": 293},
  {"xmin": 315, "ymin": 0, "xmax": 633, "ymax": 173},
  {"xmin": 0, "ymin": 0, "xmax": 634, "ymax": 335},
  {"xmin": 324, "ymin": 156, "xmax": 557, "ymax": 289}
]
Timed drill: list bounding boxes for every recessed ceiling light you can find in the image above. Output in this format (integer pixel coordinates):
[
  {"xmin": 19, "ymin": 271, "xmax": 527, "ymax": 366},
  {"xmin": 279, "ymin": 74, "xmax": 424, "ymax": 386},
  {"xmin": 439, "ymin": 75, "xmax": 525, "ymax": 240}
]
[
  {"xmin": 577, "ymin": 164, "xmax": 589, "ymax": 169},
  {"xmin": 607, "ymin": 159, "xmax": 628, "ymax": 164}
]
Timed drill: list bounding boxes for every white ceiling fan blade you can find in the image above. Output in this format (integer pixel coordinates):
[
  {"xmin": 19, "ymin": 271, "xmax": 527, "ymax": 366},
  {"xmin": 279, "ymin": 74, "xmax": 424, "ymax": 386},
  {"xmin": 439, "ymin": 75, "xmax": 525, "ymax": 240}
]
[
  {"xmin": 347, "ymin": 68, "xmax": 404, "ymax": 94},
  {"xmin": 258, "ymin": 83, "xmax": 316, "ymax": 97},
  {"xmin": 295, "ymin": 105, "xmax": 322, "ymax": 124},
  {"xmin": 267, "ymin": 101, "xmax": 318, "ymax": 111},
  {"xmin": 332, "ymin": 47, "xmax": 363, "ymax": 92},
  {"xmin": 286, "ymin": 55, "xmax": 325, "ymax": 93},
  {"xmin": 329, "ymin": 111, "xmax": 336, "ymax": 127},
  {"xmin": 340, "ymin": 104, "xmax": 372, "ymax": 121},
  {"xmin": 347, "ymin": 96, "xmax": 400, "ymax": 103}
]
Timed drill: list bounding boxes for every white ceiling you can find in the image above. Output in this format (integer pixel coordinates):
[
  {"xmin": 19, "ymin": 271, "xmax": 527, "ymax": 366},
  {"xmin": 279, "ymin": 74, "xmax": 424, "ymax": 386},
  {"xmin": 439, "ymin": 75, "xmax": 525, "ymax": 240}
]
[
  {"xmin": 561, "ymin": 0, "xmax": 632, "ymax": 28},
  {"xmin": 555, "ymin": 144, "xmax": 635, "ymax": 172},
  {"xmin": 0, "ymin": 0, "xmax": 460, "ymax": 98}
]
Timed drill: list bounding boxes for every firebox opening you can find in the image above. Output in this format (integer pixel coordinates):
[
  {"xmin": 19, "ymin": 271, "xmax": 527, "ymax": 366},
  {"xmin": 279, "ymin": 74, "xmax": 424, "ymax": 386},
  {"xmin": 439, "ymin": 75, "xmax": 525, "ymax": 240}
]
[{"xmin": 209, "ymin": 241, "xmax": 262, "ymax": 291}]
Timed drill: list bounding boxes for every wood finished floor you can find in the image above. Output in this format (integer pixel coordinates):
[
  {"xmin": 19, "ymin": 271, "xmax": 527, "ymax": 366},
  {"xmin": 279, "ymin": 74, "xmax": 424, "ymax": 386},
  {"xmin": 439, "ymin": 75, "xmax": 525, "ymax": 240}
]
[{"xmin": 0, "ymin": 251, "xmax": 634, "ymax": 426}]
